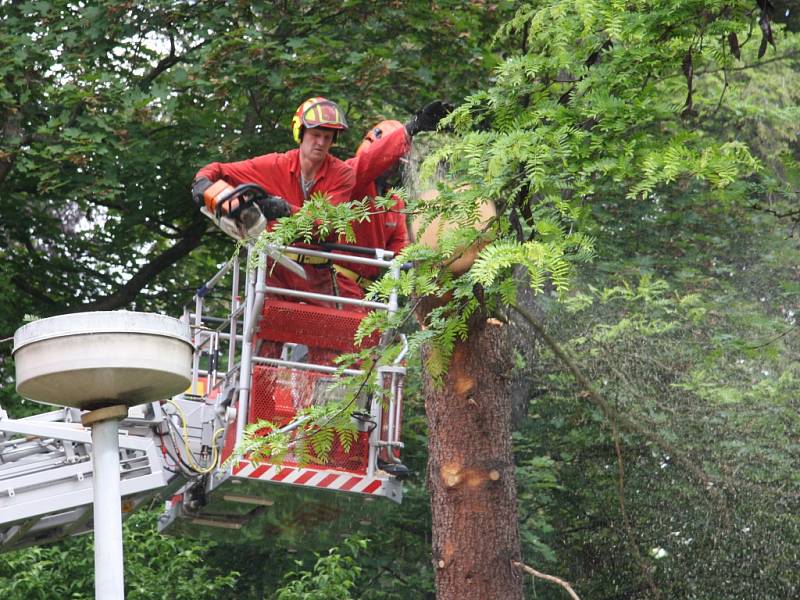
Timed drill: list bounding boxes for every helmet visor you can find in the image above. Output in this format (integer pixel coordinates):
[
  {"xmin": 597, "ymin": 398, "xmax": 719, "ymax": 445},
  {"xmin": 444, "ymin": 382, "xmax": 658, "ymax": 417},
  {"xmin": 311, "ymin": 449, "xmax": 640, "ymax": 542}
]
[{"xmin": 301, "ymin": 100, "xmax": 348, "ymax": 130}]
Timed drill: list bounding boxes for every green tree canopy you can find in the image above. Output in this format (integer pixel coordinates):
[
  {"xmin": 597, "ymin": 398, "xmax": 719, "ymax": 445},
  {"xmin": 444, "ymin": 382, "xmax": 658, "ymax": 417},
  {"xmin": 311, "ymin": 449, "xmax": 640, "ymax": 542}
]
[{"xmin": 3, "ymin": 1, "xmax": 800, "ymax": 598}]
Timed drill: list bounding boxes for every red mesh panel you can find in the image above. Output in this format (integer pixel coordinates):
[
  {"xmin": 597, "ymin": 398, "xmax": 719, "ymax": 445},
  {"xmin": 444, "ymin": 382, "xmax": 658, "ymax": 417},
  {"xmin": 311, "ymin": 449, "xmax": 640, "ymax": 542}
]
[
  {"xmin": 257, "ymin": 299, "xmax": 378, "ymax": 352},
  {"xmin": 248, "ymin": 365, "xmax": 369, "ymax": 474}
]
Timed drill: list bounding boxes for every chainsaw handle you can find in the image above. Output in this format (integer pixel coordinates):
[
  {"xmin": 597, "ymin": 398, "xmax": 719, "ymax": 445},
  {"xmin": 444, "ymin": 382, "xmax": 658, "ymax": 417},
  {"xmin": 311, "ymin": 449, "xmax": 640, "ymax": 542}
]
[{"xmin": 215, "ymin": 183, "xmax": 269, "ymax": 218}]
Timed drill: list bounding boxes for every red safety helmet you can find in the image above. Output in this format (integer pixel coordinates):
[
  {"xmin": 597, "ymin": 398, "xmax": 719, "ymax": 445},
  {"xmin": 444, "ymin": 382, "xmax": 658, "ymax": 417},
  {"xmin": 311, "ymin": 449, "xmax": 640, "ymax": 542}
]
[
  {"xmin": 356, "ymin": 119, "xmax": 404, "ymax": 156},
  {"xmin": 292, "ymin": 97, "xmax": 348, "ymax": 144}
]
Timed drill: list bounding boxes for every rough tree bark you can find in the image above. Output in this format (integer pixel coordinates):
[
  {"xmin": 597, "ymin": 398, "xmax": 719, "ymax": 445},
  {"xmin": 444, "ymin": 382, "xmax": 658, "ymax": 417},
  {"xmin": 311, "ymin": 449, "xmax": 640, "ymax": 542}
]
[{"xmin": 416, "ymin": 296, "xmax": 524, "ymax": 600}]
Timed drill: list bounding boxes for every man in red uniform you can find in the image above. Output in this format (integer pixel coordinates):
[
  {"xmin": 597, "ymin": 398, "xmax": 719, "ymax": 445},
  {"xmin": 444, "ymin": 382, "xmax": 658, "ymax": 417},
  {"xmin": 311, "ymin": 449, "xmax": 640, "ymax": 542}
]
[
  {"xmin": 191, "ymin": 98, "xmax": 450, "ymax": 302},
  {"xmin": 191, "ymin": 96, "xmax": 354, "ymax": 301},
  {"xmin": 334, "ymin": 101, "xmax": 452, "ymax": 299}
]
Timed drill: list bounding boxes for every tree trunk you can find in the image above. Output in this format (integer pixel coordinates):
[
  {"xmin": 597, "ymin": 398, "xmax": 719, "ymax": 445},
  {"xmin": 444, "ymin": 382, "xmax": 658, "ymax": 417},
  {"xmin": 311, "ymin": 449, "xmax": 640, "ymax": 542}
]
[{"xmin": 417, "ymin": 301, "xmax": 524, "ymax": 600}]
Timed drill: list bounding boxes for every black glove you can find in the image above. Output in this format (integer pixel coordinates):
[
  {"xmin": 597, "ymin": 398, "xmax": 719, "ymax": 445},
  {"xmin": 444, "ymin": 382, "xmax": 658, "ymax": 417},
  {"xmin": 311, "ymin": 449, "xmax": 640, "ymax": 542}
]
[
  {"xmin": 191, "ymin": 177, "xmax": 212, "ymax": 207},
  {"xmin": 255, "ymin": 194, "xmax": 292, "ymax": 220},
  {"xmin": 405, "ymin": 100, "xmax": 453, "ymax": 137}
]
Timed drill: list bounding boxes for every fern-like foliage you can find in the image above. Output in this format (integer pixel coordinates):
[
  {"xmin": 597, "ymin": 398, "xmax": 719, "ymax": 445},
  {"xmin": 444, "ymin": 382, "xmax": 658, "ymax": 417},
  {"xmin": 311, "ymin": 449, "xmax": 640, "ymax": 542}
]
[
  {"xmin": 397, "ymin": 0, "xmax": 770, "ymax": 378},
  {"xmin": 253, "ymin": 192, "xmax": 373, "ymax": 253}
]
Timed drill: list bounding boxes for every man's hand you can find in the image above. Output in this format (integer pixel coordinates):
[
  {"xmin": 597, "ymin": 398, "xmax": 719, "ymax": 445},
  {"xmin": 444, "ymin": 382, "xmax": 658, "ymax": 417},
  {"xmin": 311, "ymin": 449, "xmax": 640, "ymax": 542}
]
[
  {"xmin": 405, "ymin": 100, "xmax": 453, "ymax": 137},
  {"xmin": 255, "ymin": 194, "xmax": 292, "ymax": 220},
  {"xmin": 191, "ymin": 177, "xmax": 213, "ymax": 207}
]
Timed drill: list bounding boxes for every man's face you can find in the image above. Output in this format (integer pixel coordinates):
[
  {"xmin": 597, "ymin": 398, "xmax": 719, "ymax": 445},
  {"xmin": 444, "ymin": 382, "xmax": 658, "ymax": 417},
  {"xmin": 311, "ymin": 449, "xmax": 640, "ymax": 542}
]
[{"xmin": 299, "ymin": 127, "xmax": 335, "ymax": 163}]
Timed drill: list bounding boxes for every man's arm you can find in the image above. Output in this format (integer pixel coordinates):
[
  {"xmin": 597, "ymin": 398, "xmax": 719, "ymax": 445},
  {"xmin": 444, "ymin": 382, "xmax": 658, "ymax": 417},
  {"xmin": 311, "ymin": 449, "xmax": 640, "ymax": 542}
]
[
  {"xmin": 194, "ymin": 154, "xmax": 279, "ymax": 188},
  {"xmin": 191, "ymin": 154, "xmax": 293, "ymax": 239},
  {"xmin": 345, "ymin": 126, "xmax": 410, "ymax": 195}
]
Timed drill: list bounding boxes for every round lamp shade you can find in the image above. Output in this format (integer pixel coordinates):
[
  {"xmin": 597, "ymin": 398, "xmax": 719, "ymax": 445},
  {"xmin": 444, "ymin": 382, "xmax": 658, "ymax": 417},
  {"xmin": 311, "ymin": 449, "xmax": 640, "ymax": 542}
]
[{"xmin": 13, "ymin": 311, "xmax": 193, "ymax": 410}]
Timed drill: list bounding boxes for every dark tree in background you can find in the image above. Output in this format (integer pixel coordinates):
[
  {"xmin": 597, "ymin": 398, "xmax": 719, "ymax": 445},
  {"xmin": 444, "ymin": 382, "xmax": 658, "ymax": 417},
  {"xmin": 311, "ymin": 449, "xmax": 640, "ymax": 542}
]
[{"xmin": 0, "ymin": 0, "xmax": 510, "ymax": 409}]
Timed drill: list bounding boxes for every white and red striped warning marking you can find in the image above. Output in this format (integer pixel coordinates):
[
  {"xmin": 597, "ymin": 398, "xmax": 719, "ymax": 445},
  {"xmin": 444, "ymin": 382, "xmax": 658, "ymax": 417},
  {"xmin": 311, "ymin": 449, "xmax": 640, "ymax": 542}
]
[{"xmin": 231, "ymin": 460, "xmax": 393, "ymax": 497}]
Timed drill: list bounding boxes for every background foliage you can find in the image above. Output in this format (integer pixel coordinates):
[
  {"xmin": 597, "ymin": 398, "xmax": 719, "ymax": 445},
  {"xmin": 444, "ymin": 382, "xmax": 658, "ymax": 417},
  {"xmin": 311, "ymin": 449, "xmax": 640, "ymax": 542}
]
[
  {"xmin": 0, "ymin": 512, "xmax": 237, "ymax": 599},
  {"xmin": 2, "ymin": 1, "xmax": 800, "ymax": 598}
]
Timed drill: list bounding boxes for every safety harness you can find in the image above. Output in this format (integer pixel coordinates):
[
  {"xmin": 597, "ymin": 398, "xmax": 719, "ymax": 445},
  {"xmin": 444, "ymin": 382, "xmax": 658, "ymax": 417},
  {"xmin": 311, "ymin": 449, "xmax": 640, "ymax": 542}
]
[{"xmin": 283, "ymin": 252, "xmax": 375, "ymax": 289}]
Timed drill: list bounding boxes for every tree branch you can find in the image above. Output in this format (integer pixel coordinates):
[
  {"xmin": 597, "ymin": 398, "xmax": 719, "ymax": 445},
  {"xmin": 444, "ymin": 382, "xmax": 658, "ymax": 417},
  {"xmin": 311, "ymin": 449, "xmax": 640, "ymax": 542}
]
[
  {"xmin": 139, "ymin": 37, "xmax": 211, "ymax": 89},
  {"xmin": 512, "ymin": 561, "xmax": 580, "ymax": 600},
  {"xmin": 682, "ymin": 49, "xmax": 800, "ymax": 84},
  {"xmin": 11, "ymin": 273, "xmax": 58, "ymax": 309},
  {"xmin": 510, "ymin": 302, "xmax": 731, "ymax": 520},
  {"xmin": 69, "ymin": 216, "xmax": 208, "ymax": 312}
]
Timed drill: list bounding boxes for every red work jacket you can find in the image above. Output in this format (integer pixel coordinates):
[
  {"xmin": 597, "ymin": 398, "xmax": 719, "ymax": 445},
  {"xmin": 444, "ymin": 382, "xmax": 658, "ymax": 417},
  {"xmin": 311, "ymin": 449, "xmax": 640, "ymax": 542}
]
[
  {"xmin": 196, "ymin": 150, "xmax": 356, "ymax": 304},
  {"xmin": 196, "ymin": 148, "xmax": 354, "ymax": 209},
  {"xmin": 340, "ymin": 126, "xmax": 411, "ymax": 298}
]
